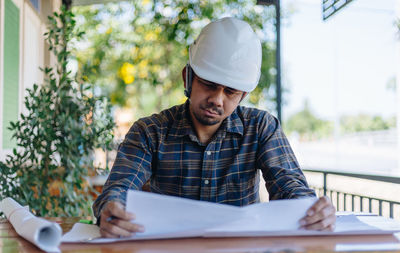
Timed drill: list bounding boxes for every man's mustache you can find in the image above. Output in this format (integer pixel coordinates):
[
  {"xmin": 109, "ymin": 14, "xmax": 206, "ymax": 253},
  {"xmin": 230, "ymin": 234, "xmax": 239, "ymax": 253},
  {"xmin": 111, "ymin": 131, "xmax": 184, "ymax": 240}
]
[{"xmin": 201, "ymin": 104, "xmax": 223, "ymax": 115}]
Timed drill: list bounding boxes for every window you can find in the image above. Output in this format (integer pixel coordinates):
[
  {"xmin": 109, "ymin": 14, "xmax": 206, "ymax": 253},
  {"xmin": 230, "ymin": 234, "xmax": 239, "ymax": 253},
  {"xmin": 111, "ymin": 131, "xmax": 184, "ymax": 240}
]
[{"xmin": 2, "ymin": 0, "xmax": 20, "ymax": 149}]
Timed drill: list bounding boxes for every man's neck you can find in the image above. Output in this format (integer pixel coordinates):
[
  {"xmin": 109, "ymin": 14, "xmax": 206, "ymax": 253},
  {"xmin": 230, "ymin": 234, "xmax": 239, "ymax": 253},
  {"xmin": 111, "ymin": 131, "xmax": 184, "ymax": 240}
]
[{"xmin": 189, "ymin": 110, "xmax": 221, "ymax": 145}]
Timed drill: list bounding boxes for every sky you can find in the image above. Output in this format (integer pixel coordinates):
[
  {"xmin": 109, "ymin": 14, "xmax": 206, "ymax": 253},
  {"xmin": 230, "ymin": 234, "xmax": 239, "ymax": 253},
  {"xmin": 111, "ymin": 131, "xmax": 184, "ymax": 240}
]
[{"xmin": 282, "ymin": 0, "xmax": 398, "ymax": 121}]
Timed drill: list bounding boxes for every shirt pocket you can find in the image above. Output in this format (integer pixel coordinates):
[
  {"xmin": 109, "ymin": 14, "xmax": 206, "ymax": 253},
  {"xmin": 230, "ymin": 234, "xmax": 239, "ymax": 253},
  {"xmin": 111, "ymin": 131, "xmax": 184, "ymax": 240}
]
[
  {"xmin": 224, "ymin": 175, "xmax": 242, "ymax": 206},
  {"xmin": 224, "ymin": 172, "xmax": 258, "ymax": 206}
]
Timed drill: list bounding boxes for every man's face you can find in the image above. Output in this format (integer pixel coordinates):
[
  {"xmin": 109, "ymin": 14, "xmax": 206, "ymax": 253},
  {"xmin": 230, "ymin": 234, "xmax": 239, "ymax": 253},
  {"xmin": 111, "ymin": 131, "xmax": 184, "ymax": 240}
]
[{"xmin": 189, "ymin": 75, "xmax": 245, "ymax": 126}]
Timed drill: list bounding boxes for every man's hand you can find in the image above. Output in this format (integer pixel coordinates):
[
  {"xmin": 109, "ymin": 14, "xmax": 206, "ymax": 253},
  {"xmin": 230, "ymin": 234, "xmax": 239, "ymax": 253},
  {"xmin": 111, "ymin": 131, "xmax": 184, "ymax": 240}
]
[
  {"xmin": 299, "ymin": 196, "xmax": 336, "ymax": 231},
  {"xmin": 99, "ymin": 201, "xmax": 145, "ymax": 238}
]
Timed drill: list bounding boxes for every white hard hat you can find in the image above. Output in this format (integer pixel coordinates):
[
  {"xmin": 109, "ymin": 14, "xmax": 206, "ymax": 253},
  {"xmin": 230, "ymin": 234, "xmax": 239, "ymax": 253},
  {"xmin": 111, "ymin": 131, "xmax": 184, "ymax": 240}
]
[{"xmin": 189, "ymin": 17, "xmax": 262, "ymax": 93}]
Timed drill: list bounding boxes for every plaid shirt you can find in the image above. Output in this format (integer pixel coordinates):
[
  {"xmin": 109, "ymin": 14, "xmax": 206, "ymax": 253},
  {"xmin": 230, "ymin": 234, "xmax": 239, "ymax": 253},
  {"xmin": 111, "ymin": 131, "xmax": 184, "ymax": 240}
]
[{"xmin": 93, "ymin": 101, "xmax": 315, "ymax": 219}]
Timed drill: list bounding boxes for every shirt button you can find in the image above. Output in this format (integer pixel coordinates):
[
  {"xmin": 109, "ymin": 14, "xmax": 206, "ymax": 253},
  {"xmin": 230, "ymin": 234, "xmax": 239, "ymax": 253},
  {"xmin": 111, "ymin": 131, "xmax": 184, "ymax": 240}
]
[
  {"xmin": 204, "ymin": 179, "xmax": 209, "ymax": 185},
  {"xmin": 207, "ymin": 151, "xmax": 211, "ymax": 155}
]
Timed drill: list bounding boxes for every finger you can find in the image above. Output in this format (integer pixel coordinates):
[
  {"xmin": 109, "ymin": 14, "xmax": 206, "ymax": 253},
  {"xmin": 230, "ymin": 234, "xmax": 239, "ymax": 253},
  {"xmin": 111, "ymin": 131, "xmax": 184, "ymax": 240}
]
[
  {"xmin": 99, "ymin": 227, "xmax": 119, "ymax": 238},
  {"xmin": 301, "ymin": 204, "xmax": 336, "ymax": 225},
  {"xmin": 306, "ymin": 196, "xmax": 331, "ymax": 217},
  {"xmin": 324, "ymin": 223, "xmax": 336, "ymax": 232},
  {"xmin": 110, "ymin": 218, "xmax": 145, "ymax": 233},
  {"xmin": 105, "ymin": 202, "xmax": 135, "ymax": 220},
  {"xmin": 101, "ymin": 220, "xmax": 135, "ymax": 237},
  {"xmin": 302, "ymin": 213, "xmax": 336, "ymax": 231},
  {"xmin": 100, "ymin": 207, "xmax": 117, "ymax": 225}
]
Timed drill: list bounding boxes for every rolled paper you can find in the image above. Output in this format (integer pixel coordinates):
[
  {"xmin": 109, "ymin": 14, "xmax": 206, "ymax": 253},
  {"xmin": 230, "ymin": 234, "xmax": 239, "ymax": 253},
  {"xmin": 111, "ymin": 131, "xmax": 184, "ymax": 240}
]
[{"xmin": 0, "ymin": 197, "xmax": 61, "ymax": 252}]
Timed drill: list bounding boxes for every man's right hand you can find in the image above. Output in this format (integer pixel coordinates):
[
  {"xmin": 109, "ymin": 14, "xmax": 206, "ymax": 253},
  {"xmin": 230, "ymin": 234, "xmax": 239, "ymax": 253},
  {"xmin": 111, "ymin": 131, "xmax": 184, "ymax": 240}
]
[{"xmin": 99, "ymin": 201, "xmax": 145, "ymax": 238}]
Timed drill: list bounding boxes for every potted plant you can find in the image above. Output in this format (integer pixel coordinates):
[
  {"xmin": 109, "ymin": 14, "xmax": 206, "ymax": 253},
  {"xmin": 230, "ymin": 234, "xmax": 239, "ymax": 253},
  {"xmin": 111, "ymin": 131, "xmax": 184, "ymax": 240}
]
[{"xmin": 0, "ymin": 6, "xmax": 114, "ymax": 217}]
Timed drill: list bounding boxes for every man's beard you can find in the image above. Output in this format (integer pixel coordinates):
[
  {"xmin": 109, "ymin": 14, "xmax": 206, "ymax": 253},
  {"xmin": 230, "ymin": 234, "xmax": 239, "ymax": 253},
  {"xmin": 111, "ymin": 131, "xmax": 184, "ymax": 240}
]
[{"xmin": 192, "ymin": 103, "xmax": 224, "ymax": 126}]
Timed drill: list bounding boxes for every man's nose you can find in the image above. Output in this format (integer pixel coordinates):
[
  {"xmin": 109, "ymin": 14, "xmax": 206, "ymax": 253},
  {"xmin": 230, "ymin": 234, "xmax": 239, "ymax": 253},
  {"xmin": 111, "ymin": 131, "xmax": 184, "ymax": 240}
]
[{"xmin": 208, "ymin": 88, "xmax": 224, "ymax": 107}]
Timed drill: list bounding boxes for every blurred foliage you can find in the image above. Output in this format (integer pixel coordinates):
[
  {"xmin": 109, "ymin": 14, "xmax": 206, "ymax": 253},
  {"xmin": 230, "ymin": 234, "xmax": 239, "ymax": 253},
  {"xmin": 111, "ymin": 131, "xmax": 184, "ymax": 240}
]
[
  {"xmin": 284, "ymin": 100, "xmax": 333, "ymax": 140},
  {"xmin": 340, "ymin": 114, "xmax": 395, "ymax": 134},
  {"xmin": 71, "ymin": 0, "xmax": 276, "ymax": 119},
  {"xmin": 285, "ymin": 100, "xmax": 396, "ymax": 141},
  {"xmin": 0, "ymin": 7, "xmax": 114, "ymax": 217}
]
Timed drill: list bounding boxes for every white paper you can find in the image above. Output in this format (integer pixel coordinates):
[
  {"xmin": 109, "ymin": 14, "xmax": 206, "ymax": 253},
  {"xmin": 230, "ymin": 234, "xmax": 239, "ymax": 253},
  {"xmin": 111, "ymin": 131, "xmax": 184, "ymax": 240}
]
[
  {"xmin": 207, "ymin": 198, "xmax": 317, "ymax": 235},
  {"xmin": 61, "ymin": 190, "xmax": 400, "ymax": 243},
  {"xmin": 358, "ymin": 215, "xmax": 400, "ymax": 231},
  {"xmin": 61, "ymin": 223, "xmax": 101, "ymax": 242},
  {"xmin": 336, "ymin": 243, "xmax": 400, "ymax": 251},
  {"xmin": 126, "ymin": 190, "xmax": 245, "ymax": 238},
  {"xmin": 0, "ymin": 197, "xmax": 62, "ymax": 252}
]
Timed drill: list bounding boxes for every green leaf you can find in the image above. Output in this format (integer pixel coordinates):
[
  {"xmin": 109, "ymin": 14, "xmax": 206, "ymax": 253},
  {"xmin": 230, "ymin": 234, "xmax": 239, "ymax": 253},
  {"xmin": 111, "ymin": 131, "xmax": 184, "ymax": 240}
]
[{"xmin": 1, "ymin": 6, "xmax": 114, "ymax": 217}]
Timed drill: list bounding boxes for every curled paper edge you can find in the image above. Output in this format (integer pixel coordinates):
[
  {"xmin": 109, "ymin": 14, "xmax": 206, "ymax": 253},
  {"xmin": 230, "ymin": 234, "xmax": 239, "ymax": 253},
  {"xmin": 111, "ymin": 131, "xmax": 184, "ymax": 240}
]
[{"xmin": 0, "ymin": 197, "xmax": 61, "ymax": 252}]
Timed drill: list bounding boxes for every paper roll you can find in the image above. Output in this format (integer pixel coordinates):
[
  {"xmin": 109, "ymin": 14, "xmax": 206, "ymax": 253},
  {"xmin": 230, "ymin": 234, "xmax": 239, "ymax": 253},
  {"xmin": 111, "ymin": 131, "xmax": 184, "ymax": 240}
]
[{"xmin": 0, "ymin": 197, "xmax": 61, "ymax": 252}]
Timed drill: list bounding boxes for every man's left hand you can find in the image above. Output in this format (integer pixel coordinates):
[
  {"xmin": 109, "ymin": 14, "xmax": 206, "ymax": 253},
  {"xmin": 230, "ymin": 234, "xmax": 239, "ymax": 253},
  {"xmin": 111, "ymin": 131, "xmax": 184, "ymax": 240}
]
[{"xmin": 299, "ymin": 196, "xmax": 336, "ymax": 231}]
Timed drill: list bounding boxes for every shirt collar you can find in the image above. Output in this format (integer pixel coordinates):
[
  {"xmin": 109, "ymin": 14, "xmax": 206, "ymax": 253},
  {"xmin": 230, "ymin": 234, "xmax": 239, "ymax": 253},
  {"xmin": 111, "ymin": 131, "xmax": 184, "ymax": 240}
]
[
  {"xmin": 168, "ymin": 101, "xmax": 244, "ymax": 139},
  {"xmin": 225, "ymin": 108, "xmax": 244, "ymax": 136},
  {"xmin": 168, "ymin": 101, "xmax": 194, "ymax": 138}
]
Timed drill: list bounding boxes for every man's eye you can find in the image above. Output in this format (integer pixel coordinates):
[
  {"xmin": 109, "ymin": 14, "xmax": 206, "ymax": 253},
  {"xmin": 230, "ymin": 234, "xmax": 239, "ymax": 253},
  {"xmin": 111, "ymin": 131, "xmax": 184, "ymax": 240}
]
[
  {"xmin": 225, "ymin": 89, "xmax": 237, "ymax": 95},
  {"xmin": 203, "ymin": 82, "xmax": 216, "ymax": 89}
]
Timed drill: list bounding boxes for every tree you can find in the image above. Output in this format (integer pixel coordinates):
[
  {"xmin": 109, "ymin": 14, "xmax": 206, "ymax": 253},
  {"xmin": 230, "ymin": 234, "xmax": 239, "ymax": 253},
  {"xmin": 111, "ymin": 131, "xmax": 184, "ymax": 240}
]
[
  {"xmin": 340, "ymin": 114, "xmax": 395, "ymax": 133},
  {"xmin": 285, "ymin": 100, "xmax": 333, "ymax": 140},
  {"xmin": 72, "ymin": 1, "xmax": 276, "ymax": 119}
]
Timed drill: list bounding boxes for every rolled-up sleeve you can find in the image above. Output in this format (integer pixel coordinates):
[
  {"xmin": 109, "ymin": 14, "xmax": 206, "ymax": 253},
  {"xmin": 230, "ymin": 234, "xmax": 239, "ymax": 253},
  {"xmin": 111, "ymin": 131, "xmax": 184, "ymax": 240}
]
[{"xmin": 257, "ymin": 114, "xmax": 316, "ymax": 200}]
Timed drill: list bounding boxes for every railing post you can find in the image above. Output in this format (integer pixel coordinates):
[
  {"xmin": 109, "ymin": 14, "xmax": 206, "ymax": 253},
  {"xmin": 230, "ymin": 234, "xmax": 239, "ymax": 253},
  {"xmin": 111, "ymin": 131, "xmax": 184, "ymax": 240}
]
[
  {"xmin": 390, "ymin": 202, "xmax": 394, "ymax": 218},
  {"xmin": 303, "ymin": 168, "xmax": 400, "ymax": 219},
  {"xmin": 369, "ymin": 198, "xmax": 372, "ymax": 213},
  {"xmin": 336, "ymin": 192, "xmax": 340, "ymax": 211},
  {"xmin": 360, "ymin": 196, "xmax": 363, "ymax": 212}
]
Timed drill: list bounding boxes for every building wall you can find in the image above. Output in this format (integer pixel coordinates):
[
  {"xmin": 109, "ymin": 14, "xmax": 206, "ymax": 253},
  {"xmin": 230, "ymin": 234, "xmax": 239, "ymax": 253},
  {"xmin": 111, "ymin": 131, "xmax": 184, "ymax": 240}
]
[{"xmin": 0, "ymin": 0, "xmax": 61, "ymax": 160}]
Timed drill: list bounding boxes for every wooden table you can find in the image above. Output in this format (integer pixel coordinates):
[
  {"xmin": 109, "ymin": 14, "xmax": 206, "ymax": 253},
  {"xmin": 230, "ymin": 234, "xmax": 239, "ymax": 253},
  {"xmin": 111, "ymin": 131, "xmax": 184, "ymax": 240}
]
[{"xmin": 1, "ymin": 218, "xmax": 400, "ymax": 252}]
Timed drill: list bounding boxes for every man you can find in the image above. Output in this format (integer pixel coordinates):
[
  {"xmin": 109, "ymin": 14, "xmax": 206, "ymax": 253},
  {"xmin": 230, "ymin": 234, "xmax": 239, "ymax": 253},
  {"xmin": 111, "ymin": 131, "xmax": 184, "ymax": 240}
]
[{"xmin": 93, "ymin": 17, "xmax": 336, "ymax": 238}]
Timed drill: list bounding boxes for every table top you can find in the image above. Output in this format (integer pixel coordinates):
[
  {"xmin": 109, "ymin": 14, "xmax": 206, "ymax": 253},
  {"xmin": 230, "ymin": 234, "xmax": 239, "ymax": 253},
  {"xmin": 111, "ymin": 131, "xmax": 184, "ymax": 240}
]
[{"xmin": 1, "ymin": 217, "xmax": 400, "ymax": 252}]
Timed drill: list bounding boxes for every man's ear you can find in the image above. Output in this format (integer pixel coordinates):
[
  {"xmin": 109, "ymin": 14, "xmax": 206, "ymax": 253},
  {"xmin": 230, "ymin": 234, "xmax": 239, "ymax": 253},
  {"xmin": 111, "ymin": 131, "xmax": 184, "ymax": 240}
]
[{"xmin": 182, "ymin": 66, "xmax": 187, "ymax": 89}]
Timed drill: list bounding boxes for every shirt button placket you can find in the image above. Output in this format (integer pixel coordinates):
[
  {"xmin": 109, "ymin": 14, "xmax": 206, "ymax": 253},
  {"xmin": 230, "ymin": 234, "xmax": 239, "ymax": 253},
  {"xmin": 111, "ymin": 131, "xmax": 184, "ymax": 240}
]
[
  {"xmin": 205, "ymin": 151, "xmax": 212, "ymax": 187},
  {"xmin": 200, "ymin": 149, "xmax": 213, "ymax": 201}
]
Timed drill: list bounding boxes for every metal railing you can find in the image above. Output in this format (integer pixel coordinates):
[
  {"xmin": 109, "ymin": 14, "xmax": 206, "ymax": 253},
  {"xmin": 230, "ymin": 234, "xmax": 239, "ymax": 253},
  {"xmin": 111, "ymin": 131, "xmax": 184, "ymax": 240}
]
[{"xmin": 303, "ymin": 168, "xmax": 400, "ymax": 219}]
